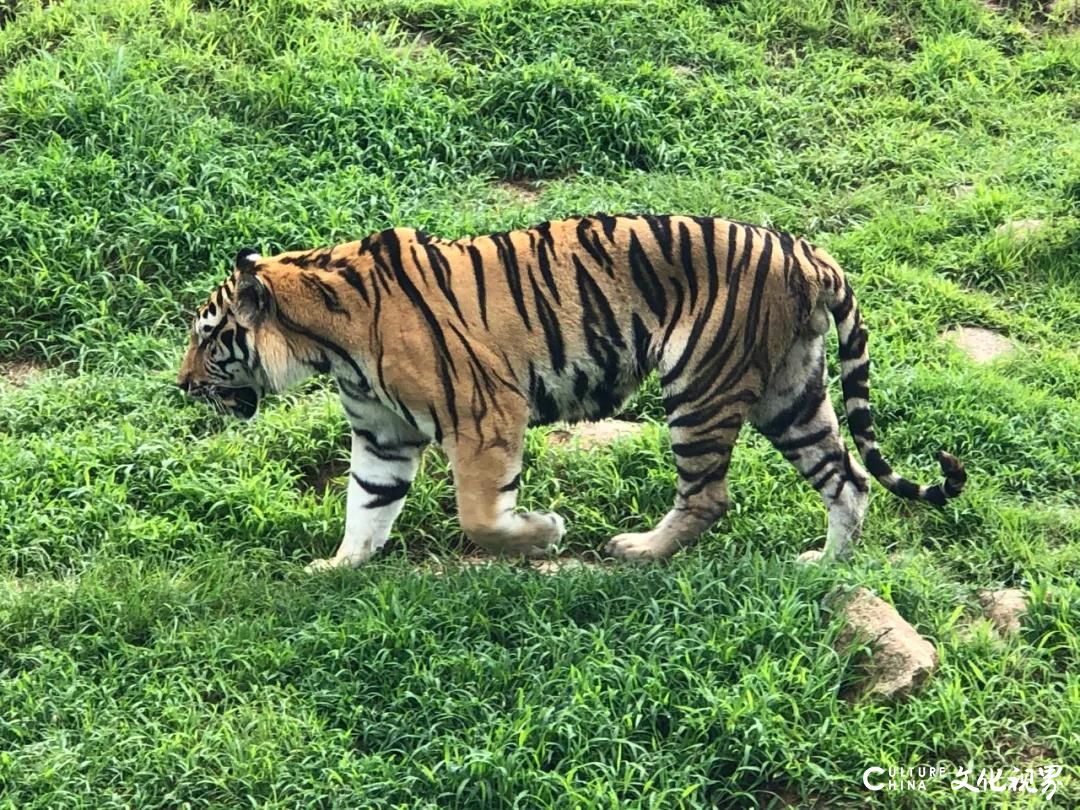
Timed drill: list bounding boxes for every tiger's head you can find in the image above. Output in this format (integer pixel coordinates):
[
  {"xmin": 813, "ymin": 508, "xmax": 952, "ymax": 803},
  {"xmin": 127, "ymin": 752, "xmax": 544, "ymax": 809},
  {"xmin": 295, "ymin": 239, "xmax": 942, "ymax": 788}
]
[{"xmin": 177, "ymin": 248, "xmax": 279, "ymax": 420}]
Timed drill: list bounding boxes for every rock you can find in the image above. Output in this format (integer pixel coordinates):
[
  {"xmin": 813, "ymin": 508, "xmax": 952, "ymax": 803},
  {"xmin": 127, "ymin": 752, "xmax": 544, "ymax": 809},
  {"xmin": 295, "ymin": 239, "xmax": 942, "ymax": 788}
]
[
  {"xmin": 547, "ymin": 419, "xmax": 644, "ymax": 449},
  {"xmin": 831, "ymin": 587, "xmax": 938, "ymax": 701},
  {"xmin": 530, "ymin": 557, "xmax": 607, "ymax": 575},
  {"xmin": 978, "ymin": 588, "xmax": 1028, "ymax": 636},
  {"xmin": 941, "ymin": 326, "xmax": 1014, "ymax": 364},
  {"xmin": 994, "ymin": 218, "xmax": 1045, "ymax": 239},
  {"xmin": 495, "ymin": 179, "xmax": 542, "ymax": 204},
  {"xmin": 0, "ymin": 360, "xmax": 45, "ymax": 387}
]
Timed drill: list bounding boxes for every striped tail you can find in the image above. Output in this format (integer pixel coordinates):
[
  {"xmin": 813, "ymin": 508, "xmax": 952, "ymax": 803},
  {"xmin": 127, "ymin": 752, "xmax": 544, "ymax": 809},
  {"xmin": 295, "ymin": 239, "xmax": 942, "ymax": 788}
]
[{"xmin": 829, "ymin": 278, "xmax": 966, "ymax": 506}]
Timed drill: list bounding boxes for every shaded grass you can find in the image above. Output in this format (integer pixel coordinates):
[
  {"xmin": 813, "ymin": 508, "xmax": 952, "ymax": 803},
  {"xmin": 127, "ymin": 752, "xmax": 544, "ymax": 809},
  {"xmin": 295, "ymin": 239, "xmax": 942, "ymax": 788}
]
[{"xmin": 2, "ymin": 0, "xmax": 1079, "ymax": 806}]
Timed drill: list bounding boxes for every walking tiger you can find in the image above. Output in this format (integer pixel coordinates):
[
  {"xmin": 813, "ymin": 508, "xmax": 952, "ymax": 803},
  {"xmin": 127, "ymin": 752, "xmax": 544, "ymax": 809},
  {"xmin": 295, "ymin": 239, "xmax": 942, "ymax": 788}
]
[{"xmin": 177, "ymin": 214, "xmax": 966, "ymax": 569}]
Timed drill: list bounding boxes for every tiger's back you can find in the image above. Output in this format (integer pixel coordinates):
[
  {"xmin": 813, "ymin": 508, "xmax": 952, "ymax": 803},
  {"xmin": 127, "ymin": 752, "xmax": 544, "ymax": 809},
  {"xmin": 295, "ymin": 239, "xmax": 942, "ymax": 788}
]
[{"xmin": 178, "ymin": 213, "xmax": 964, "ymax": 568}]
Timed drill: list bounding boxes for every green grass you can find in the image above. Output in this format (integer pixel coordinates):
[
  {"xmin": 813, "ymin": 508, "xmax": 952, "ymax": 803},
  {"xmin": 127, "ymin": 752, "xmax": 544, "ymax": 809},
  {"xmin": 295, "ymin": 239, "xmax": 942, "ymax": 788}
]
[{"xmin": 2, "ymin": 0, "xmax": 1079, "ymax": 806}]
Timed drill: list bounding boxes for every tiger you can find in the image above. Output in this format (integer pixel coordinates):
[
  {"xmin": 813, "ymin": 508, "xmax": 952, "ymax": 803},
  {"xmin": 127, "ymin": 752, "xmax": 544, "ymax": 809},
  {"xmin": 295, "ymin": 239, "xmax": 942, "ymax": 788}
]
[{"xmin": 177, "ymin": 214, "xmax": 966, "ymax": 570}]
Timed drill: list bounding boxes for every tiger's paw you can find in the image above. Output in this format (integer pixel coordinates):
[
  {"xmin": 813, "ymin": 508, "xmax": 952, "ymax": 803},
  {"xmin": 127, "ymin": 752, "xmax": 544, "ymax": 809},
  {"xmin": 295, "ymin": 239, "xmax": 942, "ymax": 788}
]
[
  {"xmin": 604, "ymin": 530, "xmax": 677, "ymax": 562},
  {"xmin": 797, "ymin": 548, "xmax": 826, "ymax": 565},
  {"xmin": 513, "ymin": 511, "xmax": 566, "ymax": 558},
  {"xmin": 304, "ymin": 551, "xmax": 371, "ymax": 573},
  {"xmin": 479, "ymin": 511, "xmax": 565, "ymax": 559}
]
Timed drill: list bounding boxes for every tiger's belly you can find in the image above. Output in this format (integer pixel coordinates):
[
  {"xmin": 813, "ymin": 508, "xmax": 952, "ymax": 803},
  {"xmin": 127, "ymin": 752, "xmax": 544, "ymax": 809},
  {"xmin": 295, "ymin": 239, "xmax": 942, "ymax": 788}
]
[{"xmin": 525, "ymin": 358, "xmax": 645, "ymax": 426}]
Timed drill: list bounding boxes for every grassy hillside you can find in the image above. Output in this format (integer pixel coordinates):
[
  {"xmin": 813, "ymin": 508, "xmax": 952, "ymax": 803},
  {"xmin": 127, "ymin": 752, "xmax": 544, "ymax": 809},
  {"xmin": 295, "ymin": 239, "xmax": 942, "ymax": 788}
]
[{"xmin": 1, "ymin": 0, "xmax": 1079, "ymax": 806}]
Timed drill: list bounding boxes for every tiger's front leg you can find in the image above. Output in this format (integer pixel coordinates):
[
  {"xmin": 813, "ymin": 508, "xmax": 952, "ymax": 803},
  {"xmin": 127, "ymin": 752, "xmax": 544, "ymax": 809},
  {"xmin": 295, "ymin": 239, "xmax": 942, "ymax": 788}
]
[{"xmin": 307, "ymin": 401, "xmax": 427, "ymax": 571}]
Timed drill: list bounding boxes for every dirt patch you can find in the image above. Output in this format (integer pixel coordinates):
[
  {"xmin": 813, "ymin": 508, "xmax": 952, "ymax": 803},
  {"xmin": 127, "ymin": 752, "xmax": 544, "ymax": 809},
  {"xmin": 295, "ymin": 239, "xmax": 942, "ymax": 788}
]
[
  {"xmin": 429, "ymin": 553, "xmax": 608, "ymax": 576},
  {"xmin": 984, "ymin": 0, "xmax": 1079, "ymax": 26},
  {"xmin": 670, "ymin": 64, "xmax": 697, "ymax": 78},
  {"xmin": 829, "ymin": 587, "xmax": 938, "ymax": 702},
  {"xmin": 978, "ymin": 588, "xmax": 1029, "ymax": 636},
  {"xmin": 297, "ymin": 458, "xmax": 350, "ymax": 498},
  {"xmin": 941, "ymin": 327, "xmax": 1014, "ymax": 364},
  {"xmin": 1019, "ymin": 742, "xmax": 1056, "ymax": 763},
  {"xmin": 495, "ymin": 179, "xmax": 543, "ymax": 204},
  {"xmin": 547, "ymin": 419, "xmax": 645, "ymax": 450},
  {"xmin": 0, "ymin": 574, "xmax": 79, "ymax": 598},
  {"xmin": 394, "ymin": 30, "xmax": 439, "ymax": 57},
  {"xmin": 0, "ymin": 360, "xmax": 46, "ymax": 387}
]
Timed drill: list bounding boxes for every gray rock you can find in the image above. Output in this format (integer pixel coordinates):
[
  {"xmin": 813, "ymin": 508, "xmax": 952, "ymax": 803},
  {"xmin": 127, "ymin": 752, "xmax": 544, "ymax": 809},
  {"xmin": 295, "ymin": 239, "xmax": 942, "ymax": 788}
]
[{"xmin": 831, "ymin": 587, "xmax": 939, "ymax": 701}]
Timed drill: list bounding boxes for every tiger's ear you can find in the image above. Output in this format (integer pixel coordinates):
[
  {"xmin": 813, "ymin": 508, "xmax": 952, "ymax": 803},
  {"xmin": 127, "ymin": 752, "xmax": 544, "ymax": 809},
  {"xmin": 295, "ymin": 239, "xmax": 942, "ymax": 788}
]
[
  {"xmin": 235, "ymin": 247, "xmax": 261, "ymax": 273},
  {"xmin": 233, "ymin": 249, "xmax": 271, "ymax": 325}
]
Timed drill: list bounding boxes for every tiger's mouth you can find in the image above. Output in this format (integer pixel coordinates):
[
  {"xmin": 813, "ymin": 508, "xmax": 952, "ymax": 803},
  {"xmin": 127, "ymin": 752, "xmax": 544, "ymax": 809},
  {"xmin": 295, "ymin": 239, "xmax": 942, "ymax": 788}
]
[
  {"xmin": 189, "ymin": 384, "xmax": 261, "ymax": 420},
  {"xmin": 221, "ymin": 385, "xmax": 260, "ymax": 420}
]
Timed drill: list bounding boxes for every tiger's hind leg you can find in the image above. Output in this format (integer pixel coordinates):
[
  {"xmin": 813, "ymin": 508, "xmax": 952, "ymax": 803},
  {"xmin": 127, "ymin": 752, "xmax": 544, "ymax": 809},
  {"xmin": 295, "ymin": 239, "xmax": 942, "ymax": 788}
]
[
  {"xmin": 750, "ymin": 333, "xmax": 870, "ymax": 563},
  {"xmin": 446, "ymin": 395, "xmax": 565, "ymax": 558},
  {"xmin": 604, "ymin": 379, "xmax": 754, "ymax": 562}
]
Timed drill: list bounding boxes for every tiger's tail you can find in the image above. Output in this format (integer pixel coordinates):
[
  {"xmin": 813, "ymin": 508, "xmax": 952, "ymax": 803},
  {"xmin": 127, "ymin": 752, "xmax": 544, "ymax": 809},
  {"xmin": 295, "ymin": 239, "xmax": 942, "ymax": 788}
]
[{"xmin": 828, "ymin": 277, "xmax": 966, "ymax": 506}]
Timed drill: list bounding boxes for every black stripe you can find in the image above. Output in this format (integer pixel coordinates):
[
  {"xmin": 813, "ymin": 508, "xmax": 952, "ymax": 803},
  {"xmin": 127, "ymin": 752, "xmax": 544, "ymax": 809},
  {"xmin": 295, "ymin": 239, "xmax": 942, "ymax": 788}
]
[
  {"xmin": 671, "ymin": 439, "xmax": 718, "ymax": 458},
  {"xmin": 530, "ymin": 273, "xmax": 566, "ymax": 374},
  {"xmin": 812, "ymin": 467, "xmax": 837, "ymax": 492},
  {"xmin": 574, "ymin": 255, "xmax": 626, "ymax": 352},
  {"xmin": 804, "ymin": 450, "xmax": 844, "ymax": 480},
  {"xmin": 678, "ymin": 459, "xmax": 731, "ymax": 498},
  {"xmin": 498, "ymin": 473, "xmax": 521, "ymax": 493},
  {"xmin": 669, "ymin": 405, "xmax": 745, "ymax": 431},
  {"xmin": 576, "ymin": 217, "xmax": 612, "ymax": 273},
  {"xmin": 492, "ymin": 232, "xmax": 531, "ymax": 330},
  {"xmin": 631, "ymin": 313, "xmax": 652, "ymax": 374},
  {"xmin": 923, "ymin": 486, "xmax": 947, "ymax": 507},
  {"xmin": 862, "ymin": 447, "xmax": 890, "ymax": 478},
  {"xmin": 352, "ymin": 428, "xmax": 426, "ymax": 450},
  {"xmin": 724, "ymin": 222, "xmax": 738, "ymax": 284},
  {"xmin": 756, "ymin": 365, "xmax": 825, "ymax": 437},
  {"xmin": 643, "ymin": 215, "xmax": 674, "ymax": 263},
  {"xmin": 380, "ymin": 230, "xmax": 459, "ymax": 432},
  {"xmin": 536, "ymin": 221, "xmax": 556, "ymax": 255},
  {"xmin": 841, "ymin": 360, "xmax": 870, "ymax": 402},
  {"xmin": 427, "ymin": 404, "xmax": 443, "ymax": 443},
  {"xmin": 597, "ymin": 213, "xmax": 618, "ymax": 242},
  {"xmin": 337, "ymin": 264, "xmax": 371, "ymax": 305},
  {"xmin": 846, "ymin": 406, "xmax": 873, "ymax": 436},
  {"xmin": 844, "ymin": 452, "xmax": 870, "ymax": 493},
  {"xmin": 534, "ymin": 230, "xmax": 561, "ymax": 305},
  {"xmin": 772, "ymin": 426, "xmax": 832, "ymax": 453},
  {"xmin": 299, "ymin": 272, "xmax": 349, "ymax": 318},
  {"xmin": 742, "ymin": 231, "xmax": 774, "ymax": 353},
  {"xmin": 306, "ymin": 352, "xmax": 332, "ymax": 374},
  {"xmin": 893, "ymin": 476, "xmax": 921, "ymax": 500},
  {"xmin": 466, "ymin": 244, "xmax": 488, "ymax": 328},
  {"xmin": 424, "ymin": 242, "xmax": 466, "ymax": 324},
  {"xmin": 693, "ymin": 216, "xmax": 719, "ymax": 307},
  {"xmin": 840, "ymin": 320, "xmax": 867, "ymax": 361},
  {"xmin": 831, "ymin": 285, "xmax": 854, "ymax": 321},
  {"xmin": 352, "ymin": 472, "xmax": 411, "ymax": 509},
  {"xmin": 628, "ymin": 231, "xmax": 667, "ymax": 320},
  {"xmin": 276, "ymin": 310, "xmax": 368, "ymax": 385},
  {"xmin": 363, "ymin": 445, "xmax": 410, "ymax": 462},
  {"xmin": 678, "ymin": 221, "xmax": 698, "ymax": 312},
  {"xmin": 664, "ymin": 223, "xmax": 755, "ymax": 392}
]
